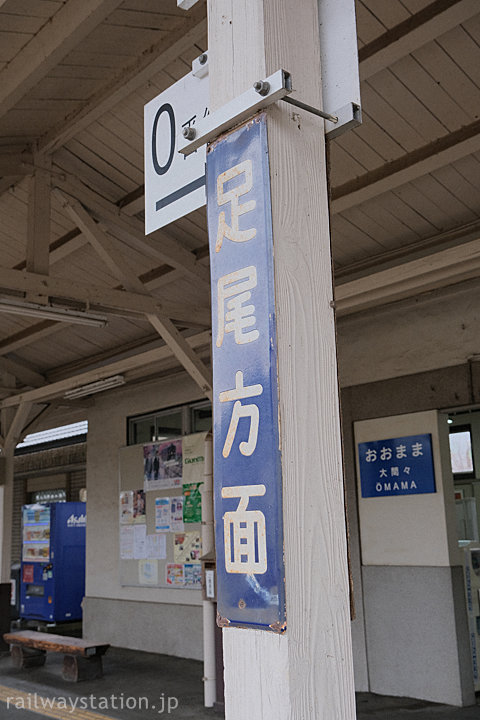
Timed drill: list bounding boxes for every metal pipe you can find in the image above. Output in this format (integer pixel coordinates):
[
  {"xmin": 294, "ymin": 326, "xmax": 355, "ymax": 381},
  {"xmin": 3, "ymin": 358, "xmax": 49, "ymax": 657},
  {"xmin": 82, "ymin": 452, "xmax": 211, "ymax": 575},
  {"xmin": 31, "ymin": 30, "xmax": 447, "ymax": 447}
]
[
  {"xmin": 202, "ymin": 434, "xmax": 216, "ymax": 708},
  {"xmin": 281, "ymin": 95, "xmax": 338, "ymax": 123}
]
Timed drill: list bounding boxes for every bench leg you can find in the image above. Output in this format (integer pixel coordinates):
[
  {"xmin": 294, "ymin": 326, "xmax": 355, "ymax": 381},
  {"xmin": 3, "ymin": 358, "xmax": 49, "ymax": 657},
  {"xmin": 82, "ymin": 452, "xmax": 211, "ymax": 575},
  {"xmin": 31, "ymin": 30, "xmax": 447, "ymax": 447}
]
[
  {"xmin": 62, "ymin": 654, "xmax": 103, "ymax": 682},
  {"xmin": 11, "ymin": 645, "xmax": 46, "ymax": 669}
]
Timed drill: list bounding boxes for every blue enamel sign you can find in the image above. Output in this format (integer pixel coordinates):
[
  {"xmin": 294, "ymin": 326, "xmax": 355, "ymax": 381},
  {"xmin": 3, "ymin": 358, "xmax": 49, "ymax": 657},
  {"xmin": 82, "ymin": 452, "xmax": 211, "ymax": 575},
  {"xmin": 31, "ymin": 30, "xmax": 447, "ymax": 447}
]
[
  {"xmin": 206, "ymin": 114, "xmax": 285, "ymax": 632},
  {"xmin": 358, "ymin": 433, "xmax": 436, "ymax": 498}
]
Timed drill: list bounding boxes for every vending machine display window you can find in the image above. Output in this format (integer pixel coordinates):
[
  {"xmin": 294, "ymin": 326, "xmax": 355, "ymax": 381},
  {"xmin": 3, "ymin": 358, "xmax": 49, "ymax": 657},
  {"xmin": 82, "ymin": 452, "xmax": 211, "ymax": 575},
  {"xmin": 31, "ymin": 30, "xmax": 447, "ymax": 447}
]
[{"xmin": 22, "ymin": 505, "xmax": 50, "ymax": 562}]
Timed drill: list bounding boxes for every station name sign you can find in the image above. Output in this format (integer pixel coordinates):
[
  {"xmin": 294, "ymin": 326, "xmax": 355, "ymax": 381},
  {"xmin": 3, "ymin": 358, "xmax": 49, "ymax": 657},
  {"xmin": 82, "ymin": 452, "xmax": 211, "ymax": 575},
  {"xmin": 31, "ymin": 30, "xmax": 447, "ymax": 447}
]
[
  {"xmin": 207, "ymin": 113, "xmax": 286, "ymax": 632},
  {"xmin": 358, "ymin": 433, "xmax": 436, "ymax": 498}
]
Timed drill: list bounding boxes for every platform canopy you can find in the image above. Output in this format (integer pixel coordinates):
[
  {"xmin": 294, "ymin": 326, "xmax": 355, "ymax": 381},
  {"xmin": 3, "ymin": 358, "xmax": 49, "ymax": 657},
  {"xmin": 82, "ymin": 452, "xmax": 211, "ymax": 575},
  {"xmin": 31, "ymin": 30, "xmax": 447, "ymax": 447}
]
[{"xmin": 0, "ymin": 0, "xmax": 479, "ymax": 438}]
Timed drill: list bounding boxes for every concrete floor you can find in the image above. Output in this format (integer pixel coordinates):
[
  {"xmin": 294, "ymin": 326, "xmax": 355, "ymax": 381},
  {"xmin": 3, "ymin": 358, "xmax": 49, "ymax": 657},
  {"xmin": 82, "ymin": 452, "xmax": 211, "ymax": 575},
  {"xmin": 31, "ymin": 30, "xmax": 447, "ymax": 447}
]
[{"xmin": 0, "ymin": 647, "xmax": 478, "ymax": 719}]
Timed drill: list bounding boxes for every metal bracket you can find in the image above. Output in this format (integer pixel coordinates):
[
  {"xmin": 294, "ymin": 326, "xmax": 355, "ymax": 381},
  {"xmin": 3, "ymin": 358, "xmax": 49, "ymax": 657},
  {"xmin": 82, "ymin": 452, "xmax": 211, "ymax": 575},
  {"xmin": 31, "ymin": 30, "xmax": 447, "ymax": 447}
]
[
  {"xmin": 178, "ymin": 68, "xmax": 360, "ymax": 156},
  {"xmin": 324, "ymin": 102, "xmax": 362, "ymax": 139},
  {"xmin": 178, "ymin": 69, "xmax": 293, "ymax": 156}
]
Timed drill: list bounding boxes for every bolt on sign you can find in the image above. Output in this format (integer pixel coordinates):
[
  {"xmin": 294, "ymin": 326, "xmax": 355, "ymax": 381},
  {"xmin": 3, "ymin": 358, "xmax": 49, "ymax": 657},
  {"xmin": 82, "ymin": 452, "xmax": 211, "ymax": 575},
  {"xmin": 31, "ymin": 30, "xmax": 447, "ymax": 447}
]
[{"xmin": 206, "ymin": 113, "xmax": 286, "ymax": 632}]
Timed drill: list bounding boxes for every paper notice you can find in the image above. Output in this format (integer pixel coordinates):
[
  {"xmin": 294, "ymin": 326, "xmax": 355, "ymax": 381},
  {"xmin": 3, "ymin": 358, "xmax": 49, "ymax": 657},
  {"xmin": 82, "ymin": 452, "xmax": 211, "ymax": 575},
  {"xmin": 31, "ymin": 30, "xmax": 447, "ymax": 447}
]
[
  {"xmin": 170, "ymin": 496, "xmax": 184, "ymax": 532},
  {"xmin": 166, "ymin": 563, "xmax": 185, "ymax": 586},
  {"xmin": 183, "ymin": 432, "xmax": 207, "ymax": 485},
  {"xmin": 155, "ymin": 497, "xmax": 170, "ymax": 532},
  {"xmin": 120, "ymin": 525, "xmax": 134, "ymax": 559},
  {"xmin": 173, "ymin": 531, "xmax": 202, "ymax": 563},
  {"xmin": 133, "ymin": 523, "xmax": 147, "ymax": 559},
  {"xmin": 138, "ymin": 559, "xmax": 158, "ymax": 585},
  {"xmin": 184, "ymin": 563, "xmax": 202, "ymax": 587},
  {"xmin": 146, "ymin": 533, "xmax": 167, "ymax": 560},
  {"xmin": 120, "ymin": 491, "xmax": 134, "ymax": 524}
]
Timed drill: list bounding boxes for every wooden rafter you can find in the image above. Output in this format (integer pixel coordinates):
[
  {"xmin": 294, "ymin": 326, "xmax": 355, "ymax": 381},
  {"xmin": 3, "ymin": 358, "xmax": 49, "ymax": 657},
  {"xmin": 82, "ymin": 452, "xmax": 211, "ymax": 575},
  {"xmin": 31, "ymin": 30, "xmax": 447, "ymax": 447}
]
[
  {"xmin": 0, "ymin": 322, "xmax": 62, "ymax": 356},
  {"xmin": 0, "ymin": 356, "xmax": 44, "ymax": 389},
  {"xmin": 0, "ymin": 152, "xmax": 34, "ymax": 176},
  {"xmin": 54, "ymin": 169, "xmax": 211, "ymax": 289},
  {"xmin": 0, "ymin": 330, "xmax": 211, "ymax": 410},
  {"xmin": 38, "ymin": 11, "xmax": 206, "ymax": 154},
  {"xmin": 54, "ymin": 189, "xmax": 212, "ymax": 399},
  {"xmin": 0, "ymin": 263, "xmax": 207, "ymax": 323},
  {"xmin": 0, "ymin": 0, "xmax": 124, "ymax": 120},
  {"xmin": 336, "ymin": 235, "xmax": 480, "ymax": 316},
  {"xmin": 359, "ymin": 0, "xmax": 480, "ymax": 80},
  {"xmin": 331, "ymin": 119, "xmax": 480, "ymax": 214}
]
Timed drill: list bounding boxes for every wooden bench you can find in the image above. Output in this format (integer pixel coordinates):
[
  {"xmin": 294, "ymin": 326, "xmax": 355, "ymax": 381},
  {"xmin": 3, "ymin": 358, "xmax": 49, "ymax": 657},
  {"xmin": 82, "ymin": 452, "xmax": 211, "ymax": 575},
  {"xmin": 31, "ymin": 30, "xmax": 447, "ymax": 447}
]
[{"xmin": 3, "ymin": 631, "xmax": 110, "ymax": 682}]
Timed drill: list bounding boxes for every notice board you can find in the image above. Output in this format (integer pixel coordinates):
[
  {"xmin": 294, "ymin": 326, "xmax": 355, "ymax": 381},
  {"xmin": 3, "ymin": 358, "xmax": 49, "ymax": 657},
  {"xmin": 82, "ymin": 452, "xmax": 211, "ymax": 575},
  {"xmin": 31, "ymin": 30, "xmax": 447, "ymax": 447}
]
[{"xmin": 118, "ymin": 432, "xmax": 207, "ymax": 589}]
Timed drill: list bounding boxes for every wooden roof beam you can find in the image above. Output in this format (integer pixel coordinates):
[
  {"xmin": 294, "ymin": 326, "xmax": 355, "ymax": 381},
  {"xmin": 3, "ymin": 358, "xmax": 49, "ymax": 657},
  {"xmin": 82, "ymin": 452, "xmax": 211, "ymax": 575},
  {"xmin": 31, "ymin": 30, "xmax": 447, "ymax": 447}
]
[
  {"xmin": 359, "ymin": 0, "xmax": 480, "ymax": 80},
  {"xmin": 0, "ymin": 322, "xmax": 62, "ymax": 357},
  {"xmin": 26, "ymin": 155, "xmax": 51, "ymax": 287},
  {"xmin": 0, "ymin": 330, "xmax": 211, "ymax": 409},
  {"xmin": 0, "ymin": 356, "xmax": 45, "ymax": 388},
  {"xmin": 54, "ymin": 167, "xmax": 211, "ymax": 289},
  {"xmin": 0, "ymin": 152, "xmax": 34, "ymax": 176},
  {"xmin": 38, "ymin": 9, "xmax": 207, "ymax": 154},
  {"xmin": 0, "ymin": 264, "xmax": 207, "ymax": 325},
  {"xmin": 335, "ymin": 234, "xmax": 480, "ymax": 316},
  {"xmin": 331, "ymin": 119, "xmax": 480, "ymax": 214},
  {"xmin": 54, "ymin": 189, "xmax": 212, "ymax": 399},
  {"xmin": 0, "ymin": 0, "xmax": 124, "ymax": 121}
]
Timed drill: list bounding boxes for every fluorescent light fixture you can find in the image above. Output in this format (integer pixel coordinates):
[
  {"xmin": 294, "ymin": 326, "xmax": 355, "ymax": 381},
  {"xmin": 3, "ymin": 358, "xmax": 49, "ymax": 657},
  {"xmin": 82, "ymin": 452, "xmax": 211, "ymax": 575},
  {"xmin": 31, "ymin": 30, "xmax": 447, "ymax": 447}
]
[
  {"xmin": 0, "ymin": 298, "xmax": 107, "ymax": 327},
  {"xmin": 64, "ymin": 375, "xmax": 125, "ymax": 400}
]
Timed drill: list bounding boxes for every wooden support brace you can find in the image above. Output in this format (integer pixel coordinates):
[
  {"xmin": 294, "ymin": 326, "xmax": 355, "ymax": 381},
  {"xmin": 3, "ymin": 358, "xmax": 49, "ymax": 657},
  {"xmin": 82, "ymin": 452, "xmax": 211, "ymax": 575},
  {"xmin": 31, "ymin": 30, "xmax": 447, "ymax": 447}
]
[
  {"xmin": 26, "ymin": 155, "xmax": 52, "ymax": 303},
  {"xmin": 53, "ymin": 189, "xmax": 213, "ymax": 398}
]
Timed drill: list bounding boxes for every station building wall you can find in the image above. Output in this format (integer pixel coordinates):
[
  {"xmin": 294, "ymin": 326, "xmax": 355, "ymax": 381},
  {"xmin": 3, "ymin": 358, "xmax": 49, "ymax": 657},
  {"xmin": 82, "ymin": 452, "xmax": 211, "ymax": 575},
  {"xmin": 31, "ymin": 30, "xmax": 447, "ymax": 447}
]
[
  {"xmin": 83, "ymin": 280, "xmax": 480, "ymax": 702},
  {"xmin": 336, "ymin": 281, "xmax": 480, "ymax": 705},
  {"xmin": 83, "ymin": 373, "xmax": 205, "ymax": 660}
]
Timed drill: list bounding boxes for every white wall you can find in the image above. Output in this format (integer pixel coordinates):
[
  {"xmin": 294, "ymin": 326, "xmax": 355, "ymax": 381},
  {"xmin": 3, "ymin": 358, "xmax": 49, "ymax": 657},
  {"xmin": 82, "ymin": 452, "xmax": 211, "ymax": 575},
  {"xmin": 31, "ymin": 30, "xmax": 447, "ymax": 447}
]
[
  {"xmin": 337, "ymin": 281, "xmax": 480, "ymax": 388},
  {"xmin": 354, "ymin": 410, "xmax": 460, "ymax": 567},
  {"xmin": 81, "ymin": 280, "xmax": 480, "ymax": 685}
]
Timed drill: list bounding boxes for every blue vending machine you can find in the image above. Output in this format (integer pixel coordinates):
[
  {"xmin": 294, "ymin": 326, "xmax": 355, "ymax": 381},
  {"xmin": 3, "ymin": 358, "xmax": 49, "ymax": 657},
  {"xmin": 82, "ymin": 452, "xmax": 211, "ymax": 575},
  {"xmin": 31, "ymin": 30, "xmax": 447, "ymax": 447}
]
[{"xmin": 20, "ymin": 502, "xmax": 86, "ymax": 622}]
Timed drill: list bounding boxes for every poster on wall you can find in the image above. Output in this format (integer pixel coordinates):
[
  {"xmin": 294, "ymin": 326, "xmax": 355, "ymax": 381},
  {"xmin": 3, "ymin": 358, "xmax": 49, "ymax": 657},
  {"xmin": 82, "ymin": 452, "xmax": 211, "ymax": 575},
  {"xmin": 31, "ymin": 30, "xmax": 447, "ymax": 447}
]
[
  {"xmin": 120, "ymin": 525, "xmax": 135, "ymax": 559},
  {"xmin": 184, "ymin": 563, "xmax": 202, "ymax": 587},
  {"xmin": 173, "ymin": 532, "xmax": 202, "ymax": 563},
  {"xmin": 120, "ymin": 491, "xmax": 134, "ymax": 524},
  {"xmin": 183, "ymin": 483, "xmax": 203, "ymax": 523},
  {"xmin": 144, "ymin": 439, "xmax": 183, "ymax": 491},
  {"xmin": 146, "ymin": 533, "xmax": 167, "ymax": 559},
  {"xmin": 183, "ymin": 432, "xmax": 207, "ymax": 484},
  {"xmin": 155, "ymin": 497, "xmax": 170, "ymax": 531},
  {"xmin": 133, "ymin": 524, "xmax": 147, "ymax": 559},
  {"xmin": 358, "ymin": 433, "xmax": 436, "ymax": 498},
  {"xmin": 138, "ymin": 559, "xmax": 158, "ymax": 585},
  {"xmin": 166, "ymin": 563, "xmax": 185, "ymax": 586},
  {"xmin": 170, "ymin": 496, "xmax": 184, "ymax": 532},
  {"xmin": 133, "ymin": 490, "xmax": 146, "ymax": 523}
]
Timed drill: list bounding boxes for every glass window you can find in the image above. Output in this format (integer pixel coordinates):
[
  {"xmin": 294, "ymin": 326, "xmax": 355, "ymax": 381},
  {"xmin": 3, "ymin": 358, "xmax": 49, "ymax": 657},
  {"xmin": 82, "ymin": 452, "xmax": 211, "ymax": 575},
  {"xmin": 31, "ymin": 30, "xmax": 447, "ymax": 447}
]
[
  {"xmin": 128, "ymin": 402, "xmax": 211, "ymax": 445},
  {"xmin": 129, "ymin": 415, "xmax": 156, "ymax": 444},
  {"xmin": 155, "ymin": 411, "xmax": 183, "ymax": 441},
  {"xmin": 192, "ymin": 404, "xmax": 212, "ymax": 433}
]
